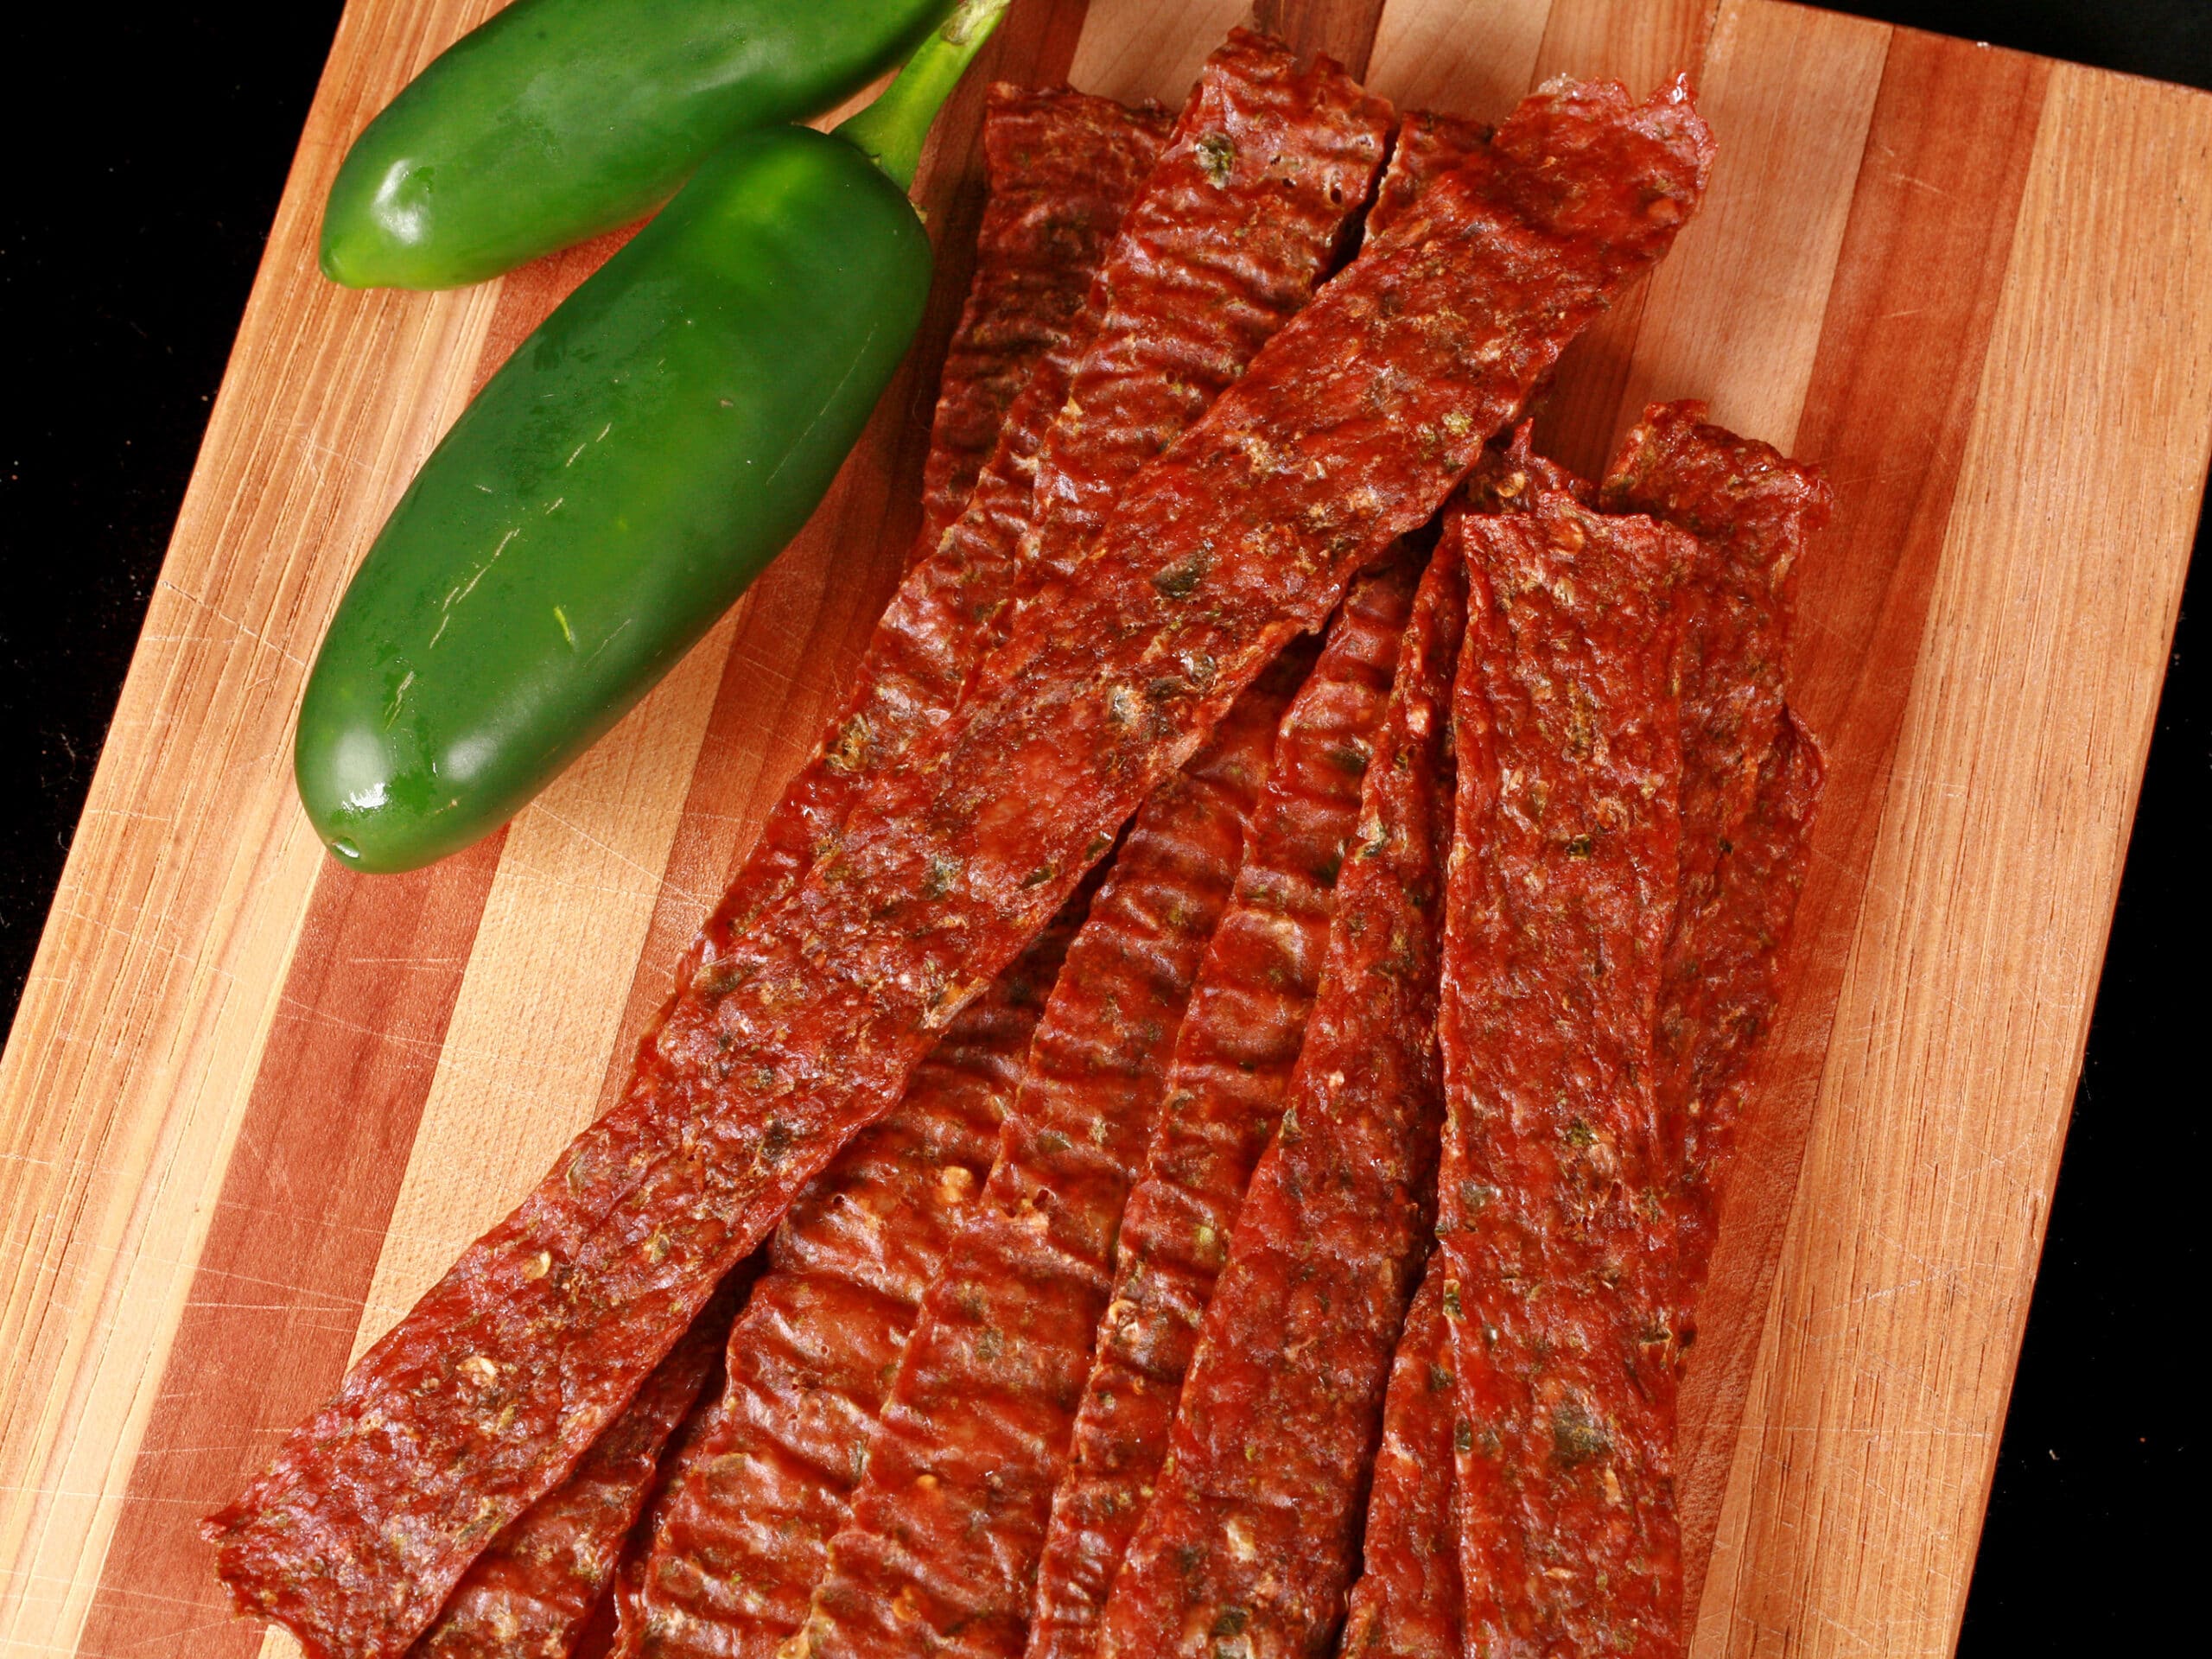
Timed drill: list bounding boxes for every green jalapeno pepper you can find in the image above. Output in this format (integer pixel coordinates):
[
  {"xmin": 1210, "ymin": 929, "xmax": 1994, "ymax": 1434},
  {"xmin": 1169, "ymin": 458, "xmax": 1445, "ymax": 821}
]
[
  {"xmin": 295, "ymin": 0, "xmax": 1008, "ymax": 874},
  {"xmin": 321, "ymin": 0, "xmax": 959, "ymax": 290}
]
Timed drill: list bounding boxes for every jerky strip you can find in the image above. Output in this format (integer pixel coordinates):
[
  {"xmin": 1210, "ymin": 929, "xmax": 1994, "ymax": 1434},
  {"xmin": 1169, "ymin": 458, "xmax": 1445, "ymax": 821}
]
[
  {"xmin": 1010, "ymin": 29, "xmax": 1394, "ymax": 620},
  {"xmin": 1668, "ymin": 710, "xmax": 1821, "ymax": 1286},
  {"xmin": 1599, "ymin": 403, "xmax": 1829, "ymax": 1329},
  {"xmin": 207, "ymin": 78, "xmax": 1712, "ymax": 1659},
  {"xmin": 611, "ymin": 888, "xmax": 1094, "ymax": 1659},
  {"xmin": 1601, "ymin": 401, "xmax": 1826, "ymax": 970},
  {"xmin": 916, "ymin": 88, "xmax": 1173, "ymax": 566},
  {"xmin": 791, "ymin": 650, "xmax": 1308, "ymax": 1659},
  {"xmin": 1437, "ymin": 469, "xmax": 1707, "ymax": 1659},
  {"xmin": 410, "ymin": 1275, "xmax": 743, "ymax": 1659},
  {"xmin": 1338, "ymin": 1268, "xmax": 1463, "ymax": 1659},
  {"xmin": 1027, "ymin": 556, "xmax": 1419, "ymax": 1659},
  {"xmin": 1366, "ymin": 109, "xmax": 1491, "ymax": 240},
  {"xmin": 1096, "ymin": 546, "xmax": 1465, "ymax": 1659}
]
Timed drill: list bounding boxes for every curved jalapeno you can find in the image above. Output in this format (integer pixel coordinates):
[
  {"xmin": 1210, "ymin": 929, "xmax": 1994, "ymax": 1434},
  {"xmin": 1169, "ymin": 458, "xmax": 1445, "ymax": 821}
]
[
  {"xmin": 296, "ymin": 2, "xmax": 1009, "ymax": 873},
  {"xmin": 321, "ymin": 0, "xmax": 958, "ymax": 289}
]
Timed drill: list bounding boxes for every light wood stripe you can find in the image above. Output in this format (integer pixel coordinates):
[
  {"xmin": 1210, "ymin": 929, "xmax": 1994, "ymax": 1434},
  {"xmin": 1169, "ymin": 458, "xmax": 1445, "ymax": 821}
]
[
  {"xmin": 1367, "ymin": 0, "xmax": 1550, "ymax": 118},
  {"xmin": 1529, "ymin": 0, "xmax": 1714, "ymax": 94},
  {"xmin": 1694, "ymin": 58, "xmax": 2212, "ymax": 1658},
  {"xmin": 1070, "ymin": 0, "xmax": 1254, "ymax": 105}
]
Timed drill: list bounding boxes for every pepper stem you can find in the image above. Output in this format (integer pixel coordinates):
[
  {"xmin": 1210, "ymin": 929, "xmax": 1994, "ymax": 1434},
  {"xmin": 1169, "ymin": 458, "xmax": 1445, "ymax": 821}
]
[{"xmin": 835, "ymin": 0, "xmax": 1012, "ymax": 191}]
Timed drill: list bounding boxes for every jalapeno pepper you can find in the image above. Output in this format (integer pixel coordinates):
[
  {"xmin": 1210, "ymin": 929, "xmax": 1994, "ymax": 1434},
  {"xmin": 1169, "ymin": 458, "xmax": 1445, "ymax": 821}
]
[
  {"xmin": 295, "ymin": 1, "xmax": 1010, "ymax": 874},
  {"xmin": 321, "ymin": 0, "xmax": 959, "ymax": 290}
]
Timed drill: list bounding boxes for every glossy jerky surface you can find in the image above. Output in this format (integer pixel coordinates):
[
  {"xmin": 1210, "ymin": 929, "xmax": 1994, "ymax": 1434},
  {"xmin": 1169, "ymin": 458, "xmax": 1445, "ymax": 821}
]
[
  {"xmin": 612, "ymin": 890, "xmax": 1092, "ymax": 1659},
  {"xmin": 917, "ymin": 89, "xmax": 1173, "ymax": 566},
  {"xmin": 1011, "ymin": 30, "xmax": 1393, "ymax": 620},
  {"xmin": 1338, "ymin": 1269, "xmax": 1462, "ymax": 1659},
  {"xmin": 1027, "ymin": 556, "xmax": 1417, "ymax": 1659},
  {"xmin": 1365, "ymin": 110, "xmax": 1491, "ymax": 240},
  {"xmin": 1438, "ymin": 478, "xmax": 1704, "ymax": 1659},
  {"xmin": 1096, "ymin": 548, "xmax": 1465, "ymax": 1659},
  {"xmin": 795, "ymin": 656, "xmax": 1306, "ymax": 1659},
  {"xmin": 411, "ymin": 1275, "xmax": 741, "ymax": 1659},
  {"xmin": 1600, "ymin": 404, "xmax": 1830, "ymax": 1330},
  {"xmin": 207, "ymin": 75, "xmax": 1710, "ymax": 1659}
]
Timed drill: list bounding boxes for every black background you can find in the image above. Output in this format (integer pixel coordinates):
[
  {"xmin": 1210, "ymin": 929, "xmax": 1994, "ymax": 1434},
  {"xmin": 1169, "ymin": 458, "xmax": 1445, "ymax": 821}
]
[{"xmin": 0, "ymin": 3, "xmax": 2201, "ymax": 1649}]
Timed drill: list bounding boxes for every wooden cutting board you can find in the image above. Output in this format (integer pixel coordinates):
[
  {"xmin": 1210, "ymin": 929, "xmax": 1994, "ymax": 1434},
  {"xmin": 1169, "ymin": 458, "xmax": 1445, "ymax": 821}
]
[{"xmin": 3, "ymin": 1, "xmax": 2206, "ymax": 1654}]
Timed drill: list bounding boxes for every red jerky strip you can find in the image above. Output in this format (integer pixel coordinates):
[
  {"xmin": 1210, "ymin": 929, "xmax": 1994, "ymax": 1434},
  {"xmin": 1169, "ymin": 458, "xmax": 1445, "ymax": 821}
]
[
  {"xmin": 1027, "ymin": 556, "xmax": 1419, "ymax": 1659},
  {"xmin": 207, "ymin": 78, "xmax": 1711, "ymax": 1659},
  {"xmin": 916, "ymin": 88, "xmax": 1173, "ymax": 567},
  {"xmin": 674, "ymin": 96, "xmax": 1168, "ymax": 973},
  {"xmin": 411, "ymin": 1275, "xmax": 744, "ymax": 1659},
  {"xmin": 1599, "ymin": 403, "xmax": 1830, "ymax": 1327},
  {"xmin": 1601, "ymin": 402, "xmax": 1827, "ymax": 977},
  {"xmin": 791, "ymin": 648, "xmax": 1309, "ymax": 1659},
  {"xmin": 1010, "ymin": 29, "xmax": 1394, "ymax": 620},
  {"xmin": 1437, "ymin": 470, "xmax": 1707, "ymax": 1659},
  {"xmin": 610, "ymin": 887, "xmax": 1095, "ymax": 1659},
  {"xmin": 1366, "ymin": 109, "xmax": 1491, "ymax": 240},
  {"xmin": 1096, "ymin": 546, "xmax": 1465, "ymax": 1659},
  {"xmin": 1338, "ymin": 1268, "xmax": 1463, "ymax": 1659},
  {"xmin": 1670, "ymin": 713, "xmax": 1821, "ymax": 1267}
]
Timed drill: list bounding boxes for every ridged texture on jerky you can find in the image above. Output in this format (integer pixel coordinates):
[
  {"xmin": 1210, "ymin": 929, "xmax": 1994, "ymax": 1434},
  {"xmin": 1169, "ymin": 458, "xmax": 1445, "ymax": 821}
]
[
  {"xmin": 1437, "ymin": 464, "xmax": 1707, "ymax": 1659},
  {"xmin": 1366, "ymin": 109, "xmax": 1491, "ymax": 240},
  {"xmin": 206, "ymin": 76, "xmax": 1711, "ymax": 1659},
  {"xmin": 411, "ymin": 1277, "xmax": 741, "ymax": 1659},
  {"xmin": 611, "ymin": 888, "xmax": 1095, "ymax": 1659},
  {"xmin": 1026, "ymin": 556, "xmax": 1418, "ymax": 1659},
  {"xmin": 1010, "ymin": 29, "xmax": 1394, "ymax": 620},
  {"xmin": 916, "ymin": 88, "xmax": 1173, "ymax": 566},
  {"xmin": 1096, "ymin": 547, "xmax": 1465, "ymax": 1659},
  {"xmin": 1599, "ymin": 403, "xmax": 1829, "ymax": 1335},
  {"xmin": 665, "ymin": 96, "xmax": 1167, "ymax": 980},
  {"xmin": 1338, "ymin": 1268, "xmax": 1462, "ymax": 1659},
  {"xmin": 791, "ymin": 648, "xmax": 1308, "ymax": 1659}
]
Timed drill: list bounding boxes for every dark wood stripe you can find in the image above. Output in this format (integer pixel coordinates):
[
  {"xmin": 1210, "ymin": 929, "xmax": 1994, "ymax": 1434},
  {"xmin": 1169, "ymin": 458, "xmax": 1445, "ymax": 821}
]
[
  {"xmin": 1255, "ymin": 0, "xmax": 1390, "ymax": 79},
  {"xmin": 1676, "ymin": 25, "xmax": 2054, "ymax": 1615}
]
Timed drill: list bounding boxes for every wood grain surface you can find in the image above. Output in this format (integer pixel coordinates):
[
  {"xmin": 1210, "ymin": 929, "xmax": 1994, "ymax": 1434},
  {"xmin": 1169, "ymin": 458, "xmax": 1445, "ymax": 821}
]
[{"xmin": 1, "ymin": 3, "xmax": 2205, "ymax": 1657}]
